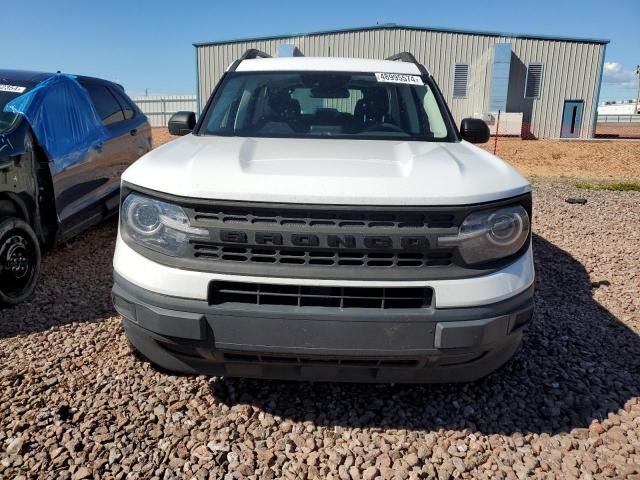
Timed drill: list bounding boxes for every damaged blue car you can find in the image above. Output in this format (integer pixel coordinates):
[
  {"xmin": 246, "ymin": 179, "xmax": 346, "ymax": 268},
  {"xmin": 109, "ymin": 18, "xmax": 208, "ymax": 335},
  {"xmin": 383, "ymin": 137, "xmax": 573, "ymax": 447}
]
[{"xmin": 0, "ymin": 70, "xmax": 151, "ymax": 305}]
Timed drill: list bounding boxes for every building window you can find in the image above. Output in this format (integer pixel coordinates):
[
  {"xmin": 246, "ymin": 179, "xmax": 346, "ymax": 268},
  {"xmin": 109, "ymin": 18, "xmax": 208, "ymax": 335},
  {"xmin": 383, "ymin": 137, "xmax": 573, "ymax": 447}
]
[
  {"xmin": 525, "ymin": 63, "xmax": 544, "ymax": 99},
  {"xmin": 453, "ymin": 63, "xmax": 469, "ymax": 98}
]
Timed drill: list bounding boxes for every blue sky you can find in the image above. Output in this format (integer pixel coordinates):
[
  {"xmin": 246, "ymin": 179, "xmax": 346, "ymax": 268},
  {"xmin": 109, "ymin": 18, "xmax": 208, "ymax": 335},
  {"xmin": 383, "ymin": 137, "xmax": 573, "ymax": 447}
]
[{"xmin": 3, "ymin": 0, "xmax": 638, "ymax": 101}]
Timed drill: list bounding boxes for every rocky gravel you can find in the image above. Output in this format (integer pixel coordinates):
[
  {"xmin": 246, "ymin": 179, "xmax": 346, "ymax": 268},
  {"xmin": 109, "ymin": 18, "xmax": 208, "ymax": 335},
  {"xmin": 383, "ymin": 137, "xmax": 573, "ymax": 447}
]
[{"xmin": 1, "ymin": 180, "xmax": 639, "ymax": 479}]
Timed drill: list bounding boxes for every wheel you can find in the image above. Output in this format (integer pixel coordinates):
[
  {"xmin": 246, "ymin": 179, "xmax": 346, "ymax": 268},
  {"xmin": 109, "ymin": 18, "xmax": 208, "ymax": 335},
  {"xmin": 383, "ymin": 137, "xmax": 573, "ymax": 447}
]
[{"xmin": 0, "ymin": 217, "xmax": 41, "ymax": 306}]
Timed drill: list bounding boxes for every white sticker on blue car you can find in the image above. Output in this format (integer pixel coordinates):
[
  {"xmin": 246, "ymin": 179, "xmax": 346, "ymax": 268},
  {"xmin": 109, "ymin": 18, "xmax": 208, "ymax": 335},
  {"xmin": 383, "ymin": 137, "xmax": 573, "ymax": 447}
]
[
  {"xmin": 0, "ymin": 84, "xmax": 26, "ymax": 93},
  {"xmin": 374, "ymin": 73, "xmax": 423, "ymax": 85}
]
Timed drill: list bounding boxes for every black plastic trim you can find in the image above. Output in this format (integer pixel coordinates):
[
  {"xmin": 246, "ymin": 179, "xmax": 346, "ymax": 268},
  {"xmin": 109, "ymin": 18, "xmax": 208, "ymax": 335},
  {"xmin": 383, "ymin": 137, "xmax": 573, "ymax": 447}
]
[
  {"xmin": 385, "ymin": 51, "xmax": 429, "ymax": 76},
  {"xmin": 227, "ymin": 49, "xmax": 272, "ymax": 72},
  {"xmin": 209, "ymin": 281, "xmax": 434, "ymax": 309},
  {"xmin": 113, "ymin": 273, "xmax": 534, "ymax": 382},
  {"xmin": 114, "ymin": 271, "xmax": 533, "ymax": 338}
]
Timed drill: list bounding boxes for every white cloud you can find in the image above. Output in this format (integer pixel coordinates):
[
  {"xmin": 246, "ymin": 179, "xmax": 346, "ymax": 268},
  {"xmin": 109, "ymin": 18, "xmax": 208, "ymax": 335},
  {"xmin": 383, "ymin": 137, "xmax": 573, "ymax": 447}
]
[{"xmin": 602, "ymin": 62, "xmax": 637, "ymax": 86}]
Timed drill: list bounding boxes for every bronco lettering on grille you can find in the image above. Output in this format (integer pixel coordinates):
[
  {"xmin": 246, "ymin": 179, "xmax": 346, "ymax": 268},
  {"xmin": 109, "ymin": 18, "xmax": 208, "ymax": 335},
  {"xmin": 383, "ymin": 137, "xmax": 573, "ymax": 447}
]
[{"xmin": 218, "ymin": 229, "xmax": 430, "ymax": 251}]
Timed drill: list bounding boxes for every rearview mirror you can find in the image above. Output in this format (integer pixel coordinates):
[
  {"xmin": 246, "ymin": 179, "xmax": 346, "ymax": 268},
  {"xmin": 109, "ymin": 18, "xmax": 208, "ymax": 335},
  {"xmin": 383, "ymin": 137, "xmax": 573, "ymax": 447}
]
[
  {"xmin": 168, "ymin": 111, "xmax": 196, "ymax": 136},
  {"xmin": 310, "ymin": 87, "xmax": 350, "ymax": 98},
  {"xmin": 460, "ymin": 118, "xmax": 490, "ymax": 144}
]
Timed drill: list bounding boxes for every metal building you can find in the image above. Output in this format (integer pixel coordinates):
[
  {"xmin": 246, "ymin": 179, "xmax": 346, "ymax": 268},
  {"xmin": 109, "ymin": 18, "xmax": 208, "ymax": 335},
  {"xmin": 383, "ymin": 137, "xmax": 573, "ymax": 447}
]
[
  {"xmin": 193, "ymin": 24, "xmax": 608, "ymax": 139},
  {"xmin": 131, "ymin": 95, "xmax": 197, "ymax": 127}
]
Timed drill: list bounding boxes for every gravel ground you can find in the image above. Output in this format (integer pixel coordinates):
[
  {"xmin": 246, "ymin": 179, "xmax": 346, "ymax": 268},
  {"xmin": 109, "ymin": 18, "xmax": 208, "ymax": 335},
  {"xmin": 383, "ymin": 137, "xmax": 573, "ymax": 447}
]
[{"xmin": 1, "ymin": 180, "xmax": 639, "ymax": 479}]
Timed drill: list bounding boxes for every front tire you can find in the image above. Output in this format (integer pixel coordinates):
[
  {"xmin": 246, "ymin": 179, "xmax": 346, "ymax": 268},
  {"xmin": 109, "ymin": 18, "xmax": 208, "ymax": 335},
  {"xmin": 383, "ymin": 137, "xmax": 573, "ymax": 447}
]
[{"xmin": 0, "ymin": 217, "xmax": 41, "ymax": 306}]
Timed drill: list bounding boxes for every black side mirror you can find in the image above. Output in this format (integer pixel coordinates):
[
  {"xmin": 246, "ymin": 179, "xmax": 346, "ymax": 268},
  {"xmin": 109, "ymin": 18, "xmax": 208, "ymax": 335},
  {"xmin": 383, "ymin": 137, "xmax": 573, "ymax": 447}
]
[
  {"xmin": 168, "ymin": 111, "xmax": 196, "ymax": 136},
  {"xmin": 460, "ymin": 118, "xmax": 490, "ymax": 144}
]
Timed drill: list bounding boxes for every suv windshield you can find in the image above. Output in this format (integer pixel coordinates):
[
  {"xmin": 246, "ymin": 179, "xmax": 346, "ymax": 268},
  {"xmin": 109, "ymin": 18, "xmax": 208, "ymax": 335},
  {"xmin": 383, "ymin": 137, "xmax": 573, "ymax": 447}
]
[
  {"xmin": 0, "ymin": 90, "xmax": 24, "ymax": 133},
  {"xmin": 200, "ymin": 71, "xmax": 453, "ymax": 141}
]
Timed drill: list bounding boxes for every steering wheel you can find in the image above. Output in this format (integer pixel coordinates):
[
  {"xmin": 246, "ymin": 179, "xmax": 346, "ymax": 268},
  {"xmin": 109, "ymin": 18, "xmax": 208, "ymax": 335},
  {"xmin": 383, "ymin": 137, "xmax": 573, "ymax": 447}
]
[{"xmin": 362, "ymin": 123, "xmax": 406, "ymax": 133}]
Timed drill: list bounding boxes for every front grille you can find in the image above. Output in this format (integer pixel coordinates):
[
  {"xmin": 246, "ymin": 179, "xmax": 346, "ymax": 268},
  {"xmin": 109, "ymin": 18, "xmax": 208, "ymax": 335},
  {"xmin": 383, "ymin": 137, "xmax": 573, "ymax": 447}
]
[
  {"xmin": 181, "ymin": 202, "xmax": 467, "ymax": 278},
  {"xmin": 219, "ymin": 352, "xmax": 485, "ymax": 368},
  {"xmin": 193, "ymin": 207, "xmax": 455, "ymax": 229},
  {"xmin": 210, "ymin": 281, "xmax": 433, "ymax": 309},
  {"xmin": 222, "ymin": 352, "xmax": 421, "ymax": 367},
  {"xmin": 123, "ymin": 186, "xmax": 532, "ymax": 281},
  {"xmin": 193, "ymin": 244, "xmax": 453, "ymax": 268}
]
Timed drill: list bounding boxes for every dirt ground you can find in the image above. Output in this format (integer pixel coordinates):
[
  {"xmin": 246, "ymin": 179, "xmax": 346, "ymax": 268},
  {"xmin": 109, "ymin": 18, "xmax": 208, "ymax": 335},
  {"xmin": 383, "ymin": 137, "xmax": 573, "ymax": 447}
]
[
  {"xmin": 151, "ymin": 128, "xmax": 175, "ymax": 148},
  {"xmin": 152, "ymin": 128, "xmax": 640, "ymax": 182},
  {"xmin": 480, "ymin": 138, "xmax": 640, "ymax": 181},
  {"xmin": 595, "ymin": 123, "xmax": 640, "ymax": 139}
]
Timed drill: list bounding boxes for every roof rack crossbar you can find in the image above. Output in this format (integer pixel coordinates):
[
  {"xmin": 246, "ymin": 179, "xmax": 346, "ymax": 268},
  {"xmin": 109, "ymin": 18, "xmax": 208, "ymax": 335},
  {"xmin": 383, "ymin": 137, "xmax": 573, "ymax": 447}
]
[
  {"xmin": 385, "ymin": 51, "xmax": 429, "ymax": 76},
  {"xmin": 242, "ymin": 48, "xmax": 272, "ymax": 60},
  {"xmin": 228, "ymin": 48, "xmax": 272, "ymax": 72}
]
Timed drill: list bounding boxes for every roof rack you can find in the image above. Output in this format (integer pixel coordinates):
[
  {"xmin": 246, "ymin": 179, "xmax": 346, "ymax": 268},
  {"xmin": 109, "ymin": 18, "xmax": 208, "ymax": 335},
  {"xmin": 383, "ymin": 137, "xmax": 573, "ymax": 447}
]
[
  {"xmin": 228, "ymin": 48, "xmax": 272, "ymax": 72},
  {"xmin": 385, "ymin": 52, "xmax": 429, "ymax": 76}
]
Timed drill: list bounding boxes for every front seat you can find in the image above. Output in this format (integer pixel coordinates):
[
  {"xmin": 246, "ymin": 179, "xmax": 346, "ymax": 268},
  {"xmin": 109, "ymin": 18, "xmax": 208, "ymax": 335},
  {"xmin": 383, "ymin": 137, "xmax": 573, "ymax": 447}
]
[
  {"xmin": 354, "ymin": 88, "xmax": 390, "ymax": 129},
  {"xmin": 257, "ymin": 90, "xmax": 301, "ymax": 134}
]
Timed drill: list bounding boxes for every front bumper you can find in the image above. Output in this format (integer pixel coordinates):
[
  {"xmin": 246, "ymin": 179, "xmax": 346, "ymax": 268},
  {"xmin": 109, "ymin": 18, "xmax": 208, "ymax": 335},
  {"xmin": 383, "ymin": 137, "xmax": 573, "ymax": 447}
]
[
  {"xmin": 113, "ymin": 235, "xmax": 535, "ymax": 308},
  {"xmin": 113, "ymin": 271, "xmax": 534, "ymax": 383}
]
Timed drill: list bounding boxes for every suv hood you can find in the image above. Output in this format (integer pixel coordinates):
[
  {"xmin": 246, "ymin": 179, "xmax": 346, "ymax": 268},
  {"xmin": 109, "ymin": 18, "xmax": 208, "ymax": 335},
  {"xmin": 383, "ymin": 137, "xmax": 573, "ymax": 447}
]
[{"xmin": 123, "ymin": 134, "xmax": 530, "ymax": 205}]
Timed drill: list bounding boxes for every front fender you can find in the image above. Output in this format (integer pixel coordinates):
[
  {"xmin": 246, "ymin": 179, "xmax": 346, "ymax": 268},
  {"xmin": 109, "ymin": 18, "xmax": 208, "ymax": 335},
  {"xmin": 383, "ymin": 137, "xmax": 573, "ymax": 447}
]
[
  {"xmin": 0, "ymin": 122, "xmax": 41, "ymax": 228},
  {"xmin": 1, "ymin": 121, "xmax": 32, "ymax": 191}
]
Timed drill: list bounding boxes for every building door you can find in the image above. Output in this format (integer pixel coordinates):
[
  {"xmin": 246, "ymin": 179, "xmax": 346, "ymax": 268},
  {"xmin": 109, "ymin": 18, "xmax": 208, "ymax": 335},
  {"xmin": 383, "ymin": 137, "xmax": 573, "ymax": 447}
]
[{"xmin": 560, "ymin": 100, "xmax": 584, "ymax": 138}]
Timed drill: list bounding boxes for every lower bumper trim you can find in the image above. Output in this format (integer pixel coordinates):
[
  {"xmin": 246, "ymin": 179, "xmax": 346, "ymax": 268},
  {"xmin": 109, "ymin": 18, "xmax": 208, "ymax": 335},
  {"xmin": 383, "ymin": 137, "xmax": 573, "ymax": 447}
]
[{"xmin": 113, "ymin": 273, "xmax": 534, "ymax": 383}]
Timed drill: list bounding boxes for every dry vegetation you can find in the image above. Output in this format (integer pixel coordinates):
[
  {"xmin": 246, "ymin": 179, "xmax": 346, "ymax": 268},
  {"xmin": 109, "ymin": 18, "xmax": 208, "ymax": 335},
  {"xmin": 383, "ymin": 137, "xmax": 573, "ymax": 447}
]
[{"xmin": 152, "ymin": 128, "xmax": 640, "ymax": 182}]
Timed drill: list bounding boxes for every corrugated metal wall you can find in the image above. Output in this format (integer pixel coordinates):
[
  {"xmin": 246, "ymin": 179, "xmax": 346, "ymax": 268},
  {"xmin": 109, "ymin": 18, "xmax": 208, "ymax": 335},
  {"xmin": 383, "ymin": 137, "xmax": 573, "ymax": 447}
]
[
  {"xmin": 131, "ymin": 95, "xmax": 197, "ymax": 127},
  {"xmin": 195, "ymin": 28, "xmax": 605, "ymax": 139},
  {"xmin": 507, "ymin": 39, "xmax": 605, "ymax": 138}
]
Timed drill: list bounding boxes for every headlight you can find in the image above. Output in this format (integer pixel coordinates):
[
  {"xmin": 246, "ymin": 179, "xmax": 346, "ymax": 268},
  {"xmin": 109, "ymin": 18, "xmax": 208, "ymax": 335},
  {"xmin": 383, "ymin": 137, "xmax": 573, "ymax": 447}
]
[
  {"xmin": 438, "ymin": 204, "xmax": 530, "ymax": 265},
  {"xmin": 121, "ymin": 193, "xmax": 208, "ymax": 256}
]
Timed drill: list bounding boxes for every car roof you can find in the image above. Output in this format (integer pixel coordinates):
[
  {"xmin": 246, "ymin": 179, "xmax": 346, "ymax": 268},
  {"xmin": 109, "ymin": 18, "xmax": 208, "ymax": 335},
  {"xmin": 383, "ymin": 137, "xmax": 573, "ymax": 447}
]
[
  {"xmin": 0, "ymin": 69, "xmax": 53, "ymax": 87},
  {"xmin": 234, "ymin": 57, "xmax": 424, "ymax": 75},
  {"xmin": 0, "ymin": 68, "xmax": 123, "ymax": 90}
]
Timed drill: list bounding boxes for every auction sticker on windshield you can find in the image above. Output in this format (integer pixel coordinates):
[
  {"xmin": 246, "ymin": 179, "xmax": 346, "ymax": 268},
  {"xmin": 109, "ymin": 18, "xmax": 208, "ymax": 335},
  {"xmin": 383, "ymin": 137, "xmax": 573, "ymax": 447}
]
[
  {"xmin": 0, "ymin": 85, "xmax": 26, "ymax": 93},
  {"xmin": 374, "ymin": 73, "xmax": 423, "ymax": 85}
]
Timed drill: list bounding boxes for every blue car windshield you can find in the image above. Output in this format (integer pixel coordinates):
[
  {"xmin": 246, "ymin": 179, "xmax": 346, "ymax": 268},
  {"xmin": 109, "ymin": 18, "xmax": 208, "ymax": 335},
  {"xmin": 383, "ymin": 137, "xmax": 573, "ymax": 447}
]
[{"xmin": 0, "ymin": 90, "xmax": 24, "ymax": 133}]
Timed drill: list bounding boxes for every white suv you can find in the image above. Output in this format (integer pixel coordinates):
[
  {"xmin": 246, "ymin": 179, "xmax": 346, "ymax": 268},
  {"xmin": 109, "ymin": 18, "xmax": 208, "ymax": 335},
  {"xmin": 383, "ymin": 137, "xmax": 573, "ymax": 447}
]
[{"xmin": 112, "ymin": 50, "xmax": 534, "ymax": 383}]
